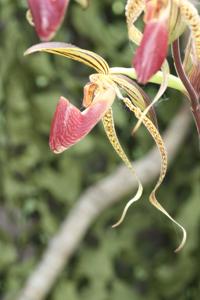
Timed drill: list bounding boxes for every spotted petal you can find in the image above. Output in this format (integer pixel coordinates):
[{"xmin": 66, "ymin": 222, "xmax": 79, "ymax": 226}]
[
  {"xmin": 28, "ymin": 0, "xmax": 69, "ymax": 41},
  {"xmin": 49, "ymin": 88, "xmax": 115, "ymax": 153},
  {"xmin": 122, "ymin": 97, "xmax": 186, "ymax": 252}
]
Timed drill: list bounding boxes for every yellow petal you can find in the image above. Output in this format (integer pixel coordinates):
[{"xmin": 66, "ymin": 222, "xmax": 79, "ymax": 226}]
[
  {"xmin": 125, "ymin": 0, "xmax": 144, "ymax": 45},
  {"xmin": 168, "ymin": 0, "xmax": 186, "ymax": 43},
  {"xmin": 132, "ymin": 60, "xmax": 169, "ymax": 134},
  {"xmin": 122, "ymin": 97, "xmax": 187, "ymax": 252},
  {"xmin": 74, "ymin": 0, "xmax": 90, "ymax": 9},
  {"xmin": 102, "ymin": 108, "xmax": 143, "ymax": 227},
  {"xmin": 25, "ymin": 42, "xmax": 109, "ymax": 74},
  {"xmin": 177, "ymin": 0, "xmax": 200, "ymax": 60},
  {"xmin": 111, "ymin": 74, "xmax": 158, "ymax": 126}
]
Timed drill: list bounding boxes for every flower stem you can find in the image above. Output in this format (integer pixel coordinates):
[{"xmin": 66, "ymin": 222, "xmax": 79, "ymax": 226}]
[
  {"xmin": 172, "ymin": 39, "xmax": 200, "ymax": 136},
  {"xmin": 110, "ymin": 67, "xmax": 187, "ymax": 94}
]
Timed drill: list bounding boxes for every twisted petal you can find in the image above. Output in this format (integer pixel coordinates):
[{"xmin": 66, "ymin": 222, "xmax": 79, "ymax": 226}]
[
  {"xmin": 125, "ymin": 0, "xmax": 145, "ymax": 44},
  {"xmin": 133, "ymin": 21, "xmax": 168, "ymax": 83},
  {"xmin": 102, "ymin": 108, "xmax": 143, "ymax": 228},
  {"xmin": 110, "ymin": 74, "xmax": 158, "ymax": 127},
  {"xmin": 28, "ymin": 0, "xmax": 69, "ymax": 41},
  {"xmin": 178, "ymin": 0, "xmax": 200, "ymax": 61},
  {"xmin": 49, "ymin": 88, "xmax": 115, "ymax": 153},
  {"xmin": 122, "ymin": 97, "xmax": 186, "ymax": 252}
]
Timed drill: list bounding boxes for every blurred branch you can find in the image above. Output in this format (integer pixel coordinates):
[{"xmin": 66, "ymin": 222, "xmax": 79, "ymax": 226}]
[{"xmin": 18, "ymin": 105, "xmax": 191, "ymax": 300}]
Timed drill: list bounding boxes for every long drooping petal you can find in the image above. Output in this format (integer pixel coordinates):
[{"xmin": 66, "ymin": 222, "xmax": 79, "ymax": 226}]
[
  {"xmin": 28, "ymin": 0, "xmax": 69, "ymax": 41},
  {"xmin": 177, "ymin": 0, "xmax": 200, "ymax": 61},
  {"xmin": 110, "ymin": 74, "xmax": 158, "ymax": 127},
  {"xmin": 49, "ymin": 88, "xmax": 115, "ymax": 153},
  {"xmin": 125, "ymin": 0, "xmax": 145, "ymax": 44},
  {"xmin": 122, "ymin": 97, "xmax": 186, "ymax": 252},
  {"xmin": 24, "ymin": 42, "xmax": 109, "ymax": 74},
  {"xmin": 102, "ymin": 108, "xmax": 143, "ymax": 227},
  {"xmin": 133, "ymin": 20, "xmax": 168, "ymax": 83},
  {"xmin": 132, "ymin": 60, "xmax": 169, "ymax": 134}
]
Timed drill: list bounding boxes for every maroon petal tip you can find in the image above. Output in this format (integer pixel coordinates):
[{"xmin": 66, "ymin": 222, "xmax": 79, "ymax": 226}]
[{"xmin": 28, "ymin": 0, "xmax": 69, "ymax": 41}]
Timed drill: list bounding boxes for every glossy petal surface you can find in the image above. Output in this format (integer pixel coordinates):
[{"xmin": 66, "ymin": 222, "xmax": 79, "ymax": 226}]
[
  {"xmin": 133, "ymin": 21, "xmax": 168, "ymax": 84},
  {"xmin": 28, "ymin": 0, "xmax": 69, "ymax": 41},
  {"xmin": 49, "ymin": 89, "xmax": 115, "ymax": 153}
]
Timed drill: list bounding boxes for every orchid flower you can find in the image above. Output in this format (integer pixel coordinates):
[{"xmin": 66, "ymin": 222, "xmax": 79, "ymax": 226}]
[
  {"xmin": 126, "ymin": 0, "xmax": 200, "ymax": 135},
  {"xmin": 126, "ymin": 0, "xmax": 186, "ymax": 83},
  {"xmin": 25, "ymin": 42, "xmax": 186, "ymax": 251}
]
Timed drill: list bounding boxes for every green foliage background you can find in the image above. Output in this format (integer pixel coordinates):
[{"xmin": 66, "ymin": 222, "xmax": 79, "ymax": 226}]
[{"xmin": 0, "ymin": 0, "xmax": 200, "ymax": 299}]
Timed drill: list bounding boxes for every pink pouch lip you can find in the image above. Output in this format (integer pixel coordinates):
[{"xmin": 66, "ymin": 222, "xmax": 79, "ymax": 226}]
[
  {"xmin": 28, "ymin": 0, "xmax": 69, "ymax": 41},
  {"xmin": 49, "ymin": 88, "xmax": 115, "ymax": 153}
]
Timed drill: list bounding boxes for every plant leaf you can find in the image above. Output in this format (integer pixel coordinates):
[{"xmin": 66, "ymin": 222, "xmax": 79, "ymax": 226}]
[{"xmin": 25, "ymin": 42, "xmax": 109, "ymax": 74}]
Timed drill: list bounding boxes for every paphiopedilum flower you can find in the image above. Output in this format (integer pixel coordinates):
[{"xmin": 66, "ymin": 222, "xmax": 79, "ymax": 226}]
[
  {"xmin": 27, "ymin": 0, "xmax": 70, "ymax": 41},
  {"xmin": 126, "ymin": 0, "xmax": 200, "ymax": 83},
  {"xmin": 126, "ymin": 0, "xmax": 200, "ymax": 134},
  {"xmin": 25, "ymin": 42, "xmax": 186, "ymax": 251}
]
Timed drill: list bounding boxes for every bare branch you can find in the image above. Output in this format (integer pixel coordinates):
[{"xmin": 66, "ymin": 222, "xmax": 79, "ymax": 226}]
[{"xmin": 18, "ymin": 105, "xmax": 191, "ymax": 300}]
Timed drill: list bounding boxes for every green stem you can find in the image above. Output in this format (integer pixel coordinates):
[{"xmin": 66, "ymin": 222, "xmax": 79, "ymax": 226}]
[{"xmin": 110, "ymin": 67, "xmax": 187, "ymax": 95}]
